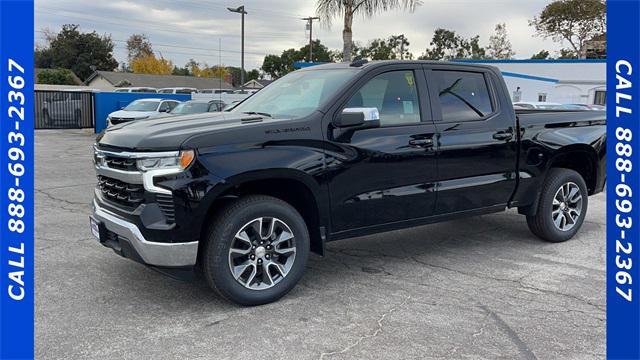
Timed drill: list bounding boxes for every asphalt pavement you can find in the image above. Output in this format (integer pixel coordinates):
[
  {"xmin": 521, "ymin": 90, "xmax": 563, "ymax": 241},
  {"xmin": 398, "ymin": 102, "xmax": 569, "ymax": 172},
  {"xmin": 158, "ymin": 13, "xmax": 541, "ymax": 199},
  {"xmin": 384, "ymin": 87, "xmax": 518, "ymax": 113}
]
[{"xmin": 36, "ymin": 129, "xmax": 606, "ymax": 360}]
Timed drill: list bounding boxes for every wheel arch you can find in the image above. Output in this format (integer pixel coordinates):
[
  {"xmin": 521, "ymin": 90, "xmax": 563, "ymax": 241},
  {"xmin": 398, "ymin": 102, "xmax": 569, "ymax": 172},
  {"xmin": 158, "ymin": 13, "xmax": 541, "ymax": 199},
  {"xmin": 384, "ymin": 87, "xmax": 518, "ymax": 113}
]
[
  {"xmin": 197, "ymin": 169, "xmax": 328, "ymax": 266},
  {"xmin": 547, "ymin": 144, "xmax": 599, "ymax": 194}
]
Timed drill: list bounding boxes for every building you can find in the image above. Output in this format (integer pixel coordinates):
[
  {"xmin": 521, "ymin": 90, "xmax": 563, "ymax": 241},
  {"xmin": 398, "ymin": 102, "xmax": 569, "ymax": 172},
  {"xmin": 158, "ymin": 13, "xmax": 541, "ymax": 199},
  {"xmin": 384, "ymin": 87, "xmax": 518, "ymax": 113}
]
[
  {"xmin": 84, "ymin": 71, "xmax": 234, "ymax": 91},
  {"xmin": 243, "ymin": 79, "xmax": 274, "ymax": 89},
  {"xmin": 455, "ymin": 59, "xmax": 606, "ymax": 105}
]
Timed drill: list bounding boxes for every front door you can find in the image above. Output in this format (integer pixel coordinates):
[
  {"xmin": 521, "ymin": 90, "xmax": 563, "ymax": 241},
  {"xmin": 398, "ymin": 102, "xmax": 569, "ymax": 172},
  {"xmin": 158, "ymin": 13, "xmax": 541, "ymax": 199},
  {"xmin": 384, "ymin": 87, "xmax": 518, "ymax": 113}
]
[{"xmin": 325, "ymin": 67, "xmax": 438, "ymax": 233}]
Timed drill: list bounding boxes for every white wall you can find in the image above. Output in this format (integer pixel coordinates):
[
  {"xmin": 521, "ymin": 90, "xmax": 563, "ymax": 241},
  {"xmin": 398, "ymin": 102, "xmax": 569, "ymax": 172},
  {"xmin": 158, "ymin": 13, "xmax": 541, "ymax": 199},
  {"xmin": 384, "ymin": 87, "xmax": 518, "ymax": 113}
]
[{"xmin": 462, "ymin": 60, "xmax": 606, "ymax": 105}]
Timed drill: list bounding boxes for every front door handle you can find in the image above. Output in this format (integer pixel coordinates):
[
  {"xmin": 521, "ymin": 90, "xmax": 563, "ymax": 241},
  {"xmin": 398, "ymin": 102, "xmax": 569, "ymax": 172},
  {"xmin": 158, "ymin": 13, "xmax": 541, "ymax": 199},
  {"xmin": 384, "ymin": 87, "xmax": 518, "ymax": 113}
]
[
  {"xmin": 409, "ymin": 138, "xmax": 433, "ymax": 148},
  {"xmin": 492, "ymin": 131, "xmax": 513, "ymax": 141}
]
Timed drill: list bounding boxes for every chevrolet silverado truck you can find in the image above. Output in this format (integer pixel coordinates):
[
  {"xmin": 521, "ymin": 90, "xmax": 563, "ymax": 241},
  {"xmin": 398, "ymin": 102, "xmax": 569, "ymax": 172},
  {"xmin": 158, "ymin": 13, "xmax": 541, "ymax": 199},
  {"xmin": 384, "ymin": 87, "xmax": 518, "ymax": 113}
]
[{"xmin": 90, "ymin": 60, "xmax": 606, "ymax": 306}]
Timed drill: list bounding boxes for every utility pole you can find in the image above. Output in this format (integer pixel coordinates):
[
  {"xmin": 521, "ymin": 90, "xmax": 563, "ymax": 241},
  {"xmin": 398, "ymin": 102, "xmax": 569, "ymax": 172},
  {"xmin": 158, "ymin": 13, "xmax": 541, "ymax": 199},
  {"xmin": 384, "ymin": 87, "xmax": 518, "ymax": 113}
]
[
  {"xmin": 301, "ymin": 16, "xmax": 320, "ymax": 62},
  {"xmin": 228, "ymin": 5, "xmax": 248, "ymax": 90},
  {"xmin": 399, "ymin": 34, "xmax": 405, "ymax": 60}
]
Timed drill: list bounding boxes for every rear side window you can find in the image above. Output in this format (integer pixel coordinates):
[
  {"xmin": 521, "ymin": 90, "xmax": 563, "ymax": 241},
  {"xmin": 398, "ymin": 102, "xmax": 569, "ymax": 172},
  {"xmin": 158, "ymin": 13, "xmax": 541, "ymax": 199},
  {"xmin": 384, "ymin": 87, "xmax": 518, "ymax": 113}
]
[
  {"xmin": 434, "ymin": 70, "xmax": 493, "ymax": 122},
  {"xmin": 345, "ymin": 70, "xmax": 421, "ymax": 126}
]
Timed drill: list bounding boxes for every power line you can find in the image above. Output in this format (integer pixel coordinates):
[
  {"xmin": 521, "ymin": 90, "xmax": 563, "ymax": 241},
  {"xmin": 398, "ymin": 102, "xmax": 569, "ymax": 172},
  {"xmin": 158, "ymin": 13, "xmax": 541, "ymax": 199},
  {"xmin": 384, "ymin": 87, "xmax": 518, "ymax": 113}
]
[
  {"xmin": 158, "ymin": 0, "xmax": 305, "ymax": 20},
  {"xmin": 36, "ymin": 7, "xmax": 299, "ymax": 40},
  {"xmin": 34, "ymin": 30, "xmax": 267, "ymax": 57}
]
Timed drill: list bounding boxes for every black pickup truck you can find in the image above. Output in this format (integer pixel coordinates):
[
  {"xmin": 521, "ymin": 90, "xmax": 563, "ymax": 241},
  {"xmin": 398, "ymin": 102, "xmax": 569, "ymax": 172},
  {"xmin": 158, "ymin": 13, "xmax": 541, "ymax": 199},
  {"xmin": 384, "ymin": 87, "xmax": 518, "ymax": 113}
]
[{"xmin": 90, "ymin": 60, "xmax": 606, "ymax": 305}]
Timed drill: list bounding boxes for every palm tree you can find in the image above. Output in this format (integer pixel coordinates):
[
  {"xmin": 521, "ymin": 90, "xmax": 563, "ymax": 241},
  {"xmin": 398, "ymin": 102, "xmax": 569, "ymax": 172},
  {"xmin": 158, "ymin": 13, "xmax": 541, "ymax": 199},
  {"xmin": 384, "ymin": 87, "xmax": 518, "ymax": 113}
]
[{"xmin": 316, "ymin": 0, "xmax": 422, "ymax": 62}]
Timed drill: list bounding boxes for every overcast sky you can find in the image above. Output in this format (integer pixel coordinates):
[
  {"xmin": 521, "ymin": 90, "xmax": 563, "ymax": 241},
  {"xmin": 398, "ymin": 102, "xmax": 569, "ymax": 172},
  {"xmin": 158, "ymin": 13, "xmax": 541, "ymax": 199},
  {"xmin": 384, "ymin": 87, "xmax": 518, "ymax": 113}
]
[{"xmin": 35, "ymin": 0, "xmax": 564, "ymax": 70}]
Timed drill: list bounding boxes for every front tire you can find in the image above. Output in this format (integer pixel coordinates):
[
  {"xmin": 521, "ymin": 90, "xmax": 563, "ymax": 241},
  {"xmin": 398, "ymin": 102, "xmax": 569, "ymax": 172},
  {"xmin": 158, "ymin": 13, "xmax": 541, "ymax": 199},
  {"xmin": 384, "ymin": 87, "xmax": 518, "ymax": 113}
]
[
  {"xmin": 202, "ymin": 195, "xmax": 309, "ymax": 306},
  {"xmin": 526, "ymin": 168, "xmax": 588, "ymax": 242}
]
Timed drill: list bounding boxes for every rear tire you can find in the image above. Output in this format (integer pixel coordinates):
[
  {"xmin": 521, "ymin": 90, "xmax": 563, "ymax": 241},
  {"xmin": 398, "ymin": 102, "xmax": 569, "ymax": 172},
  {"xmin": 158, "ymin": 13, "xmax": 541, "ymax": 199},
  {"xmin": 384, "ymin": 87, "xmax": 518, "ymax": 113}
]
[
  {"xmin": 202, "ymin": 195, "xmax": 309, "ymax": 306},
  {"xmin": 526, "ymin": 168, "xmax": 588, "ymax": 242}
]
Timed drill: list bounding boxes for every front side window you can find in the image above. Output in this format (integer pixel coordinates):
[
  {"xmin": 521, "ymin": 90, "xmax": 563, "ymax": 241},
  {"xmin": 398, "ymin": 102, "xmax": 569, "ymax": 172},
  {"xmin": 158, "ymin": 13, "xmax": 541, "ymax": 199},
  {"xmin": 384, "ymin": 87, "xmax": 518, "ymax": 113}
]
[
  {"xmin": 434, "ymin": 70, "xmax": 493, "ymax": 122},
  {"xmin": 159, "ymin": 102, "xmax": 172, "ymax": 112},
  {"xmin": 158, "ymin": 89, "xmax": 173, "ymax": 94},
  {"xmin": 344, "ymin": 70, "xmax": 421, "ymax": 126}
]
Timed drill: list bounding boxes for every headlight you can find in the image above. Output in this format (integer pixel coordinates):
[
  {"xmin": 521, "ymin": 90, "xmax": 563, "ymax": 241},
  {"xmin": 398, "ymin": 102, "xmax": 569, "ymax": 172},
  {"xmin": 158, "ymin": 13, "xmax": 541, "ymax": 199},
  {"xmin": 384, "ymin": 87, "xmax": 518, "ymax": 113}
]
[{"xmin": 136, "ymin": 150, "xmax": 195, "ymax": 172}]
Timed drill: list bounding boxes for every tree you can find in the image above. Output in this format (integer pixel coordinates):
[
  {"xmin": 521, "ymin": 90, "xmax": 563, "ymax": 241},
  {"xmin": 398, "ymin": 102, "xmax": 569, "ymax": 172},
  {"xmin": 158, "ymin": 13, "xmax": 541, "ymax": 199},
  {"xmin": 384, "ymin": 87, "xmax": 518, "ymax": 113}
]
[
  {"xmin": 529, "ymin": 0, "xmax": 606, "ymax": 59},
  {"xmin": 557, "ymin": 48, "xmax": 578, "ymax": 59},
  {"xmin": 388, "ymin": 34, "xmax": 412, "ymax": 60},
  {"xmin": 227, "ymin": 67, "xmax": 247, "ymax": 87},
  {"xmin": 467, "ymin": 36, "xmax": 487, "ymax": 60},
  {"xmin": 34, "ymin": 24, "xmax": 118, "ymax": 80},
  {"xmin": 36, "ymin": 69, "xmax": 79, "ymax": 85},
  {"xmin": 187, "ymin": 61, "xmax": 228, "ymax": 79},
  {"xmin": 360, "ymin": 38, "xmax": 394, "ymax": 60},
  {"xmin": 261, "ymin": 54, "xmax": 291, "ymax": 79},
  {"xmin": 316, "ymin": 0, "xmax": 422, "ymax": 62},
  {"xmin": 299, "ymin": 40, "xmax": 334, "ymax": 62},
  {"xmin": 126, "ymin": 34, "xmax": 153, "ymax": 66},
  {"xmin": 247, "ymin": 69, "xmax": 261, "ymax": 81},
  {"xmin": 419, "ymin": 29, "xmax": 486, "ymax": 60},
  {"xmin": 487, "ymin": 23, "xmax": 514, "ymax": 59},
  {"xmin": 130, "ymin": 54, "xmax": 173, "ymax": 75},
  {"xmin": 261, "ymin": 40, "xmax": 334, "ymax": 78},
  {"xmin": 531, "ymin": 50, "xmax": 550, "ymax": 59},
  {"xmin": 360, "ymin": 35, "xmax": 412, "ymax": 60},
  {"xmin": 172, "ymin": 66, "xmax": 191, "ymax": 76}
]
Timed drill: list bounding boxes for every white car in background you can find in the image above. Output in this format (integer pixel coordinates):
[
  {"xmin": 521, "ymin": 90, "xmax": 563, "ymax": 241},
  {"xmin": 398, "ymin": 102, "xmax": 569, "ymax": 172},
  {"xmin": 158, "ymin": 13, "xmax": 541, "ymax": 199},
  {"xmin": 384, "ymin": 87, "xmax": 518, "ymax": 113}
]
[
  {"xmin": 513, "ymin": 101, "xmax": 565, "ymax": 110},
  {"xmin": 107, "ymin": 98, "xmax": 181, "ymax": 127},
  {"xmin": 157, "ymin": 87, "xmax": 198, "ymax": 94},
  {"xmin": 200, "ymin": 88, "xmax": 235, "ymax": 94},
  {"xmin": 113, "ymin": 87, "xmax": 158, "ymax": 93}
]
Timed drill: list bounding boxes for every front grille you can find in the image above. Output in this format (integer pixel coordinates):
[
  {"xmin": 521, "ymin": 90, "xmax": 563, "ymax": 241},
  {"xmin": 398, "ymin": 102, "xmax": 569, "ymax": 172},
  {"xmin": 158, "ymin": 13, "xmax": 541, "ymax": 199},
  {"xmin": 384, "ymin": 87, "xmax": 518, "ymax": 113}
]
[
  {"xmin": 110, "ymin": 117, "xmax": 135, "ymax": 125},
  {"xmin": 156, "ymin": 194, "xmax": 176, "ymax": 223},
  {"xmin": 104, "ymin": 156, "xmax": 137, "ymax": 171},
  {"xmin": 97, "ymin": 175, "xmax": 144, "ymax": 207}
]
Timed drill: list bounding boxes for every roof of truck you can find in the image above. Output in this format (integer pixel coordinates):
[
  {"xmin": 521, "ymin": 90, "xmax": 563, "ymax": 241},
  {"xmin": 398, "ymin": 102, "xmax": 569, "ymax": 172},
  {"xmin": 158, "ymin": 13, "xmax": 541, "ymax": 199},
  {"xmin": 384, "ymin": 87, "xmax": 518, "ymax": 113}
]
[{"xmin": 300, "ymin": 60, "xmax": 499, "ymax": 72}]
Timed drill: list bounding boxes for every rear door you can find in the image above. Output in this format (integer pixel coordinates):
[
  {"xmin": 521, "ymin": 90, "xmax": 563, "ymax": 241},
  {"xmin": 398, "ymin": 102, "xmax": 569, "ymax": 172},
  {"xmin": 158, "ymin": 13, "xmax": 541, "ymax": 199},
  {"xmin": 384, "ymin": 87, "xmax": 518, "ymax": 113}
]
[
  {"xmin": 425, "ymin": 65, "xmax": 517, "ymax": 214},
  {"xmin": 325, "ymin": 65, "xmax": 439, "ymax": 233}
]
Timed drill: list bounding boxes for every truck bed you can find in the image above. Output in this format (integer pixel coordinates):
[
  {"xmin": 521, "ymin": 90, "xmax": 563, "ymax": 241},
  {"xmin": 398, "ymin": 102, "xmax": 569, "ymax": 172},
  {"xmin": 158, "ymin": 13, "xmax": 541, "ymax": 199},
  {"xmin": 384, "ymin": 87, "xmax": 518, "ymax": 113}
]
[{"xmin": 516, "ymin": 109, "xmax": 606, "ymax": 127}]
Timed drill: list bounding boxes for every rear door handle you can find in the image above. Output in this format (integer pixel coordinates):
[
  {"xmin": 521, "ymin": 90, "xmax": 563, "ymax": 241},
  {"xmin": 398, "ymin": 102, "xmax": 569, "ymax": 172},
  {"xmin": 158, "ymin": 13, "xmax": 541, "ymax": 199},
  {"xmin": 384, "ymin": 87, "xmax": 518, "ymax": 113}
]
[
  {"xmin": 492, "ymin": 131, "xmax": 513, "ymax": 141},
  {"xmin": 409, "ymin": 138, "xmax": 433, "ymax": 148}
]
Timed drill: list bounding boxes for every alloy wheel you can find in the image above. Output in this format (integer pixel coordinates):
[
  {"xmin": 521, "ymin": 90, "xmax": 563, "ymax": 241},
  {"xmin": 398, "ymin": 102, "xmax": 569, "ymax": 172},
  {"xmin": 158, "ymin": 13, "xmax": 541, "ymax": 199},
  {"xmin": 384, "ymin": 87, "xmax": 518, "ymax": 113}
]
[
  {"xmin": 551, "ymin": 182, "xmax": 583, "ymax": 231},
  {"xmin": 228, "ymin": 217, "xmax": 296, "ymax": 290}
]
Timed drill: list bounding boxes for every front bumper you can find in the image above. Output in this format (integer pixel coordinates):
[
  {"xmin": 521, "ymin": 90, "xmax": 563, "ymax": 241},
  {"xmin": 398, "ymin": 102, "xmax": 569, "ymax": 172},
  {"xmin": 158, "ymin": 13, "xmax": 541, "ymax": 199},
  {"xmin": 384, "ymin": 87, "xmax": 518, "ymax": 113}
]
[{"xmin": 91, "ymin": 200, "xmax": 198, "ymax": 267}]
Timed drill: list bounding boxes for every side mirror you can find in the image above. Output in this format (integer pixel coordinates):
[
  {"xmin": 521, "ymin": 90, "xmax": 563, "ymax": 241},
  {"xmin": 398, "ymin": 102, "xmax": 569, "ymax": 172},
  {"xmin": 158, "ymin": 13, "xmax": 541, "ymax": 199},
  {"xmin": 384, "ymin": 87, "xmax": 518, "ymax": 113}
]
[
  {"xmin": 159, "ymin": 108, "xmax": 169, "ymax": 113},
  {"xmin": 333, "ymin": 107, "xmax": 380, "ymax": 129}
]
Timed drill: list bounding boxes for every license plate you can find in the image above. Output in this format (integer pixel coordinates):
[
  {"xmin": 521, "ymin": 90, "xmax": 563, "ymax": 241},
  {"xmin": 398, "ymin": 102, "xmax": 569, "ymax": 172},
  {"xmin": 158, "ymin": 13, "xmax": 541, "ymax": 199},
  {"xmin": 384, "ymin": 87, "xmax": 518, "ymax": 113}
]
[{"xmin": 90, "ymin": 217, "xmax": 101, "ymax": 240}]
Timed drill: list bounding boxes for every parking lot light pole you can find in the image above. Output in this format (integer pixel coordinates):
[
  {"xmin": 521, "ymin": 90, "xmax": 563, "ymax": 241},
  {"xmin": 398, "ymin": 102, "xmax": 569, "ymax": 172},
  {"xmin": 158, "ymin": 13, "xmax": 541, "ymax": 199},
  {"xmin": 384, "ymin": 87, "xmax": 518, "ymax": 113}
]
[{"xmin": 228, "ymin": 5, "xmax": 248, "ymax": 91}]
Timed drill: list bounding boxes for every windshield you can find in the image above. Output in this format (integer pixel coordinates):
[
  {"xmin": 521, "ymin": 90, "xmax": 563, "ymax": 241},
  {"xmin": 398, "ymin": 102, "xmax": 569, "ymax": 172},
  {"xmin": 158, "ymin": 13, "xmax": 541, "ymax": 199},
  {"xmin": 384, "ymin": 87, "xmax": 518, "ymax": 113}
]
[
  {"xmin": 123, "ymin": 100, "xmax": 159, "ymax": 112},
  {"xmin": 171, "ymin": 102, "xmax": 210, "ymax": 114},
  {"xmin": 231, "ymin": 69, "xmax": 358, "ymax": 118}
]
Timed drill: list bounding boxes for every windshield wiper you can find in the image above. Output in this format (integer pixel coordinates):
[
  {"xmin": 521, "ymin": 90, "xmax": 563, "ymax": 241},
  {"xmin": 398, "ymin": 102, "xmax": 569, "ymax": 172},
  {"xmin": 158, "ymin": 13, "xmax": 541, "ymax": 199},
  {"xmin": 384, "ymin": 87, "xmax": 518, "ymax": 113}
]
[{"xmin": 242, "ymin": 111, "xmax": 272, "ymax": 118}]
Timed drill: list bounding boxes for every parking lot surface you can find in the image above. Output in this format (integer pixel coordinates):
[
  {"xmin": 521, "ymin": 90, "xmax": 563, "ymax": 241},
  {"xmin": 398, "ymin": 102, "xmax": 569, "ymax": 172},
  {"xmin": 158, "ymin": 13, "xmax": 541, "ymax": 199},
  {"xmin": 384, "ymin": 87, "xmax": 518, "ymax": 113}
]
[{"xmin": 36, "ymin": 130, "xmax": 605, "ymax": 359}]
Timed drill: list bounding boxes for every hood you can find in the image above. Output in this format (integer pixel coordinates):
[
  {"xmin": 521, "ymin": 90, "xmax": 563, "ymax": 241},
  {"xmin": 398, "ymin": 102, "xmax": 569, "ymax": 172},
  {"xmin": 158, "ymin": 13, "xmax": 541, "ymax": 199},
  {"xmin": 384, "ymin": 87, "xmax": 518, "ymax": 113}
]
[
  {"xmin": 97, "ymin": 112, "xmax": 288, "ymax": 151},
  {"xmin": 108, "ymin": 110, "xmax": 156, "ymax": 119}
]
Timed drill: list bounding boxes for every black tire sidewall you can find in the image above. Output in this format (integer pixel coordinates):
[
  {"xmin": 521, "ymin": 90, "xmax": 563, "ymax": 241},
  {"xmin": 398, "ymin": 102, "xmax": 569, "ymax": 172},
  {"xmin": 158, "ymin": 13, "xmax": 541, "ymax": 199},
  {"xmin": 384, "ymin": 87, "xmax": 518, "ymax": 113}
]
[
  {"xmin": 205, "ymin": 197, "xmax": 309, "ymax": 306},
  {"xmin": 537, "ymin": 169, "xmax": 589, "ymax": 242}
]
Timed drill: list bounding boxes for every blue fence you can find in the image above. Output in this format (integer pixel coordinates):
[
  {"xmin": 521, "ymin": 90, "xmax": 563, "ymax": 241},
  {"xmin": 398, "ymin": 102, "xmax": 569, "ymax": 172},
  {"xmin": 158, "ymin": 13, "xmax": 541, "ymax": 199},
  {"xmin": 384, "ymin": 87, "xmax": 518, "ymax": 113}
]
[{"xmin": 94, "ymin": 92, "xmax": 191, "ymax": 132}]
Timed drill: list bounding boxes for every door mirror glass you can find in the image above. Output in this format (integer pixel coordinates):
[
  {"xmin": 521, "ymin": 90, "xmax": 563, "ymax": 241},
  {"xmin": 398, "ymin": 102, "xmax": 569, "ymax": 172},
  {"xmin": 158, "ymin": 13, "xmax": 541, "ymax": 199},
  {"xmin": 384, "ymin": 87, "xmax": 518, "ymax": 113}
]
[{"xmin": 334, "ymin": 107, "xmax": 380, "ymax": 128}]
